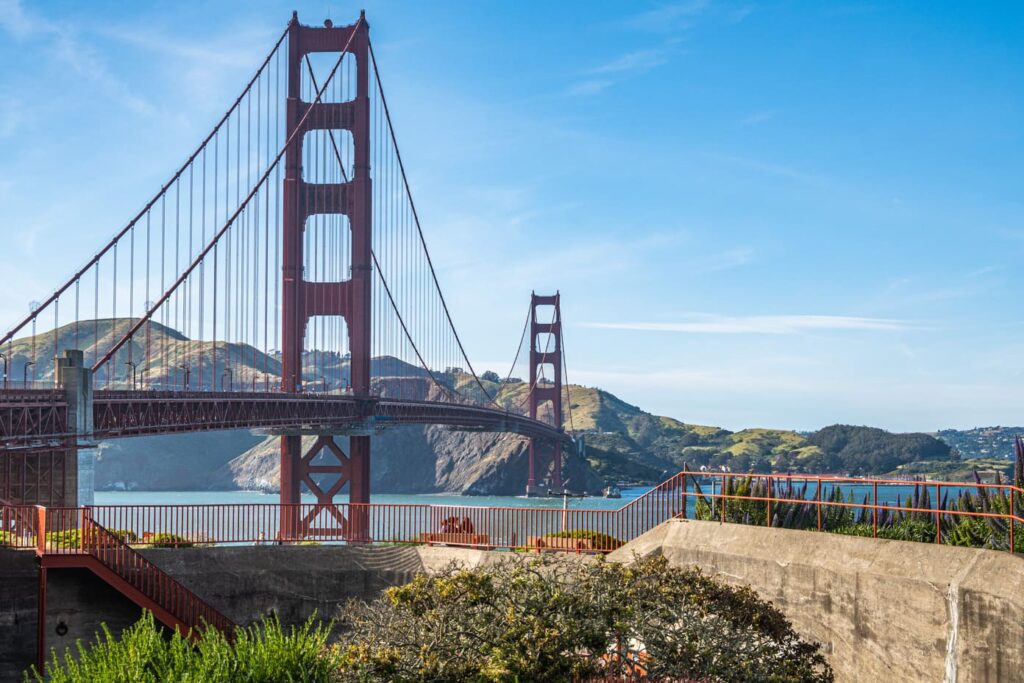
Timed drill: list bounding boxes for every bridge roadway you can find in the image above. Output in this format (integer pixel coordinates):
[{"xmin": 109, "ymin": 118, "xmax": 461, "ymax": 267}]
[{"xmin": 0, "ymin": 389, "xmax": 569, "ymax": 450}]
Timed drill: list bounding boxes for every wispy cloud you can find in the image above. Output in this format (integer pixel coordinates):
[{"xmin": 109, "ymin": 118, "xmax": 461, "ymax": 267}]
[
  {"xmin": 568, "ymin": 1, "xmax": 709, "ymax": 96},
  {"xmin": 568, "ymin": 48, "xmax": 672, "ymax": 96},
  {"xmin": 728, "ymin": 5, "xmax": 757, "ymax": 23},
  {"xmin": 966, "ymin": 265, "xmax": 999, "ymax": 278},
  {"xmin": 96, "ymin": 22, "xmax": 275, "ymax": 110},
  {"xmin": 702, "ymin": 152, "xmax": 831, "ymax": 187},
  {"xmin": 0, "ymin": 0, "xmax": 33, "ymax": 37},
  {"xmin": 590, "ymin": 49, "xmax": 669, "ymax": 75},
  {"xmin": 0, "ymin": 0, "xmax": 151, "ymax": 114},
  {"xmin": 624, "ymin": 0, "xmax": 711, "ymax": 33},
  {"xmin": 567, "ymin": 79, "xmax": 614, "ymax": 96},
  {"xmin": 741, "ymin": 109, "xmax": 776, "ymax": 126},
  {"xmin": 581, "ymin": 314, "xmax": 910, "ymax": 335},
  {"xmin": 698, "ymin": 246, "xmax": 755, "ymax": 272},
  {"xmin": 0, "ymin": 95, "xmax": 24, "ymax": 138},
  {"xmin": 568, "ymin": 48, "xmax": 671, "ymax": 96}
]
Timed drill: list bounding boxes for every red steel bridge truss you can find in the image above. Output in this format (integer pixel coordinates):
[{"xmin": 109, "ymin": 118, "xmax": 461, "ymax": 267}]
[{"xmin": 0, "ymin": 13, "xmax": 575, "ymax": 517}]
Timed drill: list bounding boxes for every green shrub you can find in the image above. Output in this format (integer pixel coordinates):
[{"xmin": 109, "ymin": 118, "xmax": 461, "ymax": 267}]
[
  {"xmin": 945, "ymin": 515, "xmax": 993, "ymax": 548},
  {"xmin": 546, "ymin": 528, "xmax": 623, "ymax": 549},
  {"xmin": 44, "ymin": 528, "xmax": 138, "ymax": 549},
  {"xmin": 335, "ymin": 555, "xmax": 833, "ymax": 682},
  {"xmin": 144, "ymin": 533, "xmax": 192, "ymax": 548},
  {"xmin": 26, "ymin": 611, "xmax": 337, "ymax": 682},
  {"xmin": 0, "ymin": 530, "xmax": 21, "ymax": 547},
  {"xmin": 878, "ymin": 519, "xmax": 937, "ymax": 543}
]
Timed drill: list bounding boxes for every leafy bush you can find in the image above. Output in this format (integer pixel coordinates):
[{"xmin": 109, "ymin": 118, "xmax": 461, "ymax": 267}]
[
  {"xmin": 546, "ymin": 529, "xmax": 623, "ymax": 549},
  {"xmin": 334, "ymin": 555, "xmax": 833, "ymax": 682},
  {"xmin": 44, "ymin": 528, "xmax": 138, "ymax": 549},
  {"xmin": 0, "ymin": 530, "xmax": 20, "ymax": 547},
  {"xmin": 26, "ymin": 611, "xmax": 337, "ymax": 682},
  {"xmin": 835, "ymin": 520, "xmax": 936, "ymax": 543},
  {"xmin": 144, "ymin": 533, "xmax": 192, "ymax": 548}
]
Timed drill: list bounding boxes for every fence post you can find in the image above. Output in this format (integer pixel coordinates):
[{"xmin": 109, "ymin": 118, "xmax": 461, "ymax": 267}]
[
  {"xmin": 934, "ymin": 483, "xmax": 941, "ymax": 545},
  {"xmin": 679, "ymin": 472, "xmax": 688, "ymax": 519},
  {"xmin": 81, "ymin": 506, "xmax": 92, "ymax": 553},
  {"xmin": 872, "ymin": 481, "xmax": 878, "ymax": 538},
  {"xmin": 35, "ymin": 506, "xmax": 46, "ymax": 555},
  {"xmin": 765, "ymin": 476, "xmax": 772, "ymax": 527},
  {"xmin": 816, "ymin": 479, "xmax": 822, "ymax": 531},
  {"xmin": 720, "ymin": 476, "xmax": 726, "ymax": 524},
  {"xmin": 1010, "ymin": 488, "xmax": 1016, "ymax": 554}
]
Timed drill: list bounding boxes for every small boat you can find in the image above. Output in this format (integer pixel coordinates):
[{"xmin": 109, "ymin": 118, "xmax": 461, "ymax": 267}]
[{"xmin": 603, "ymin": 485, "xmax": 622, "ymax": 499}]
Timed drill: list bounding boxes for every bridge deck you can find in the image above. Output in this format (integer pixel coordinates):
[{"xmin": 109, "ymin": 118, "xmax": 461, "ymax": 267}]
[{"xmin": 0, "ymin": 390, "xmax": 568, "ymax": 450}]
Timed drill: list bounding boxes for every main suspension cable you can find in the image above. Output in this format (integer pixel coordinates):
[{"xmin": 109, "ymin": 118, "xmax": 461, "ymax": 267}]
[
  {"xmin": 368, "ymin": 39, "xmax": 498, "ymax": 406},
  {"xmin": 0, "ymin": 23, "xmax": 291, "ymax": 349}
]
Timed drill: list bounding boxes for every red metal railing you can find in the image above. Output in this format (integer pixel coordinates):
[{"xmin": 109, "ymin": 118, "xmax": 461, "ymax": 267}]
[
  {"xmin": 0, "ymin": 503, "xmax": 37, "ymax": 548},
  {"xmin": 1, "ymin": 473, "xmax": 686, "ymax": 552},
  {"xmin": 3, "ymin": 471, "xmax": 1020, "ymax": 555},
  {"xmin": 686, "ymin": 471, "xmax": 1022, "ymax": 552}
]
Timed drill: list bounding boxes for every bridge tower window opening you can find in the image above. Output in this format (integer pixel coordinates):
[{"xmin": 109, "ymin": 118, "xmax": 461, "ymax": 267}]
[
  {"xmin": 300, "ymin": 52, "xmax": 357, "ymax": 104},
  {"xmin": 301, "ymin": 129, "xmax": 355, "ymax": 184}
]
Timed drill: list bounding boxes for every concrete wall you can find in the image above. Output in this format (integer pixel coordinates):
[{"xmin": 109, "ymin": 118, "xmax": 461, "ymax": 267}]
[
  {"xmin": 608, "ymin": 518, "xmax": 1024, "ymax": 683},
  {"xmin": 4, "ymin": 524, "xmax": 1023, "ymax": 682}
]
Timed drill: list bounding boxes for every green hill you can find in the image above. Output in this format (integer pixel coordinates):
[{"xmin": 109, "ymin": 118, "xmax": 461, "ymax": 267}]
[{"xmin": 481, "ymin": 380, "xmax": 956, "ymax": 484}]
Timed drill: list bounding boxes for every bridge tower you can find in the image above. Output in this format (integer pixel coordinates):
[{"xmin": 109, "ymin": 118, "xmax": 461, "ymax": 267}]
[
  {"xmin": 279, "ymin": 13, "xmax": 372, "ymax": 537},
  {"xmin": 527, "ymin": 293, "xmax": 564, "ymax": 495}
]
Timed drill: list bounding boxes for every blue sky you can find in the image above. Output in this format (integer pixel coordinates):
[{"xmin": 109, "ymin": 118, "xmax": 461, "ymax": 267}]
[{"xmin": 0, "ymin": 1, "xmax": 1022, "ymax": 432}]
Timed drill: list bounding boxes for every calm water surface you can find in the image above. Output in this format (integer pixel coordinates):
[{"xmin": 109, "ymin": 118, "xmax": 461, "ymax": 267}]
[
  {"xmin": 94, "ymin": 488, "xmax": 653, "ymax": 510},
  {"xmin": 95, "ymin": 480, "xmax": 976, "ymax": 512}
]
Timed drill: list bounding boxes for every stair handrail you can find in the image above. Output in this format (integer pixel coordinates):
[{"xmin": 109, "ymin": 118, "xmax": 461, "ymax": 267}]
[{"xmin": 78, "ymin": 512, "xmax": 235, "ymax": 635}]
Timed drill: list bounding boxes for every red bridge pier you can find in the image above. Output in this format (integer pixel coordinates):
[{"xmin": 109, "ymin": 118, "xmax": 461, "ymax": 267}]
[
  {"xmin": 279, "ymin": 13, "xmax": 373, "ymax": 539},
  {"xmin": 526, "ymin": 293, "xmax": 564, "ymax": 496}
]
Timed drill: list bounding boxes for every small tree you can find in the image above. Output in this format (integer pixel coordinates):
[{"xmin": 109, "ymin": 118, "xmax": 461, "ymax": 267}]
[{"xmin": 481, "ymin": 370, "xmax": 501, "ymax": 383}]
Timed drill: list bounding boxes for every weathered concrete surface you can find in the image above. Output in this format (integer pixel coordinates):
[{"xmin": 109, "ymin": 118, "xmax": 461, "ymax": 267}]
[
  {"xmin": 0, "ymin": 545, "xmax": 495, "ymax": 682},
  {"xmin": 4, "ymin": 528, "xmax": 1022, "ymax": 682},
  {"xmin": 608, "ymin": 519, "xmax": 1024, "ymax": 683},
  {"xmin": 0, "ymin": 551, "xmax": 144, "ymax": 682}
]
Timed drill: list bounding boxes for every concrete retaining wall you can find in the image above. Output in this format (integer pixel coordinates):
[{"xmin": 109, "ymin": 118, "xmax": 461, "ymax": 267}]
[
  {"xmin": 608, "ymin": 518, "xmax": 1024, "ymax": 683},
  {"xmin": 3, "ymin": 523, "xmax": 1022, "ymax": 682}
]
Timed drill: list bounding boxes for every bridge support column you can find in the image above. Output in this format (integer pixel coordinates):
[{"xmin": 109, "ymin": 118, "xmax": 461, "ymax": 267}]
[
  {"xmin": 279, "ymin": 12, "xmax": 373, "ymax": 539},
  {"xmin": 526, "ymin": 293, "xmax": 564, "ymax": 496},
  {"xmin": 0, "ymin": 350, "xmax": 93, "ymax": 507},
  {"xmin": 279, "ymin": 435, "xmax": 303, "ymax": 539}
]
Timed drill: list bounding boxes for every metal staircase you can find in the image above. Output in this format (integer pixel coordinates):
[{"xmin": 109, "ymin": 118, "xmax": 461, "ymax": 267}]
[{"xmin": 34, "ymin": 506, "xmax": 235, "ymax": 638}]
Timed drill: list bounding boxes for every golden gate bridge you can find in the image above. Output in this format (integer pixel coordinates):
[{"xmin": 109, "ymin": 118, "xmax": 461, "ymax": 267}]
[{"xmin": 0, "ymin": 12, "xmax": 573, "ymax": 522}]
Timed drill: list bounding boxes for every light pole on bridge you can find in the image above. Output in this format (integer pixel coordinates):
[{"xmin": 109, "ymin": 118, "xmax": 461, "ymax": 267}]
[{"xmin": 23, "ymin": 361, "xmax": 34, "ymax": 388}]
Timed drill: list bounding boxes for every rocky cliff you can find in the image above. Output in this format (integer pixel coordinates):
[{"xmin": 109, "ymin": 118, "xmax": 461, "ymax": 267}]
[{"xmin": 213, "ymin": 426, "xmax": 603, "ymax": 496}]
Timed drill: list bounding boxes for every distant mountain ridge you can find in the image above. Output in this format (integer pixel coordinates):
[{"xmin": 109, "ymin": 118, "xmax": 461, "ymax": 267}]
[{"xmin": 540, "ymin": 386, "xmax": 955, "ymax": 482}]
